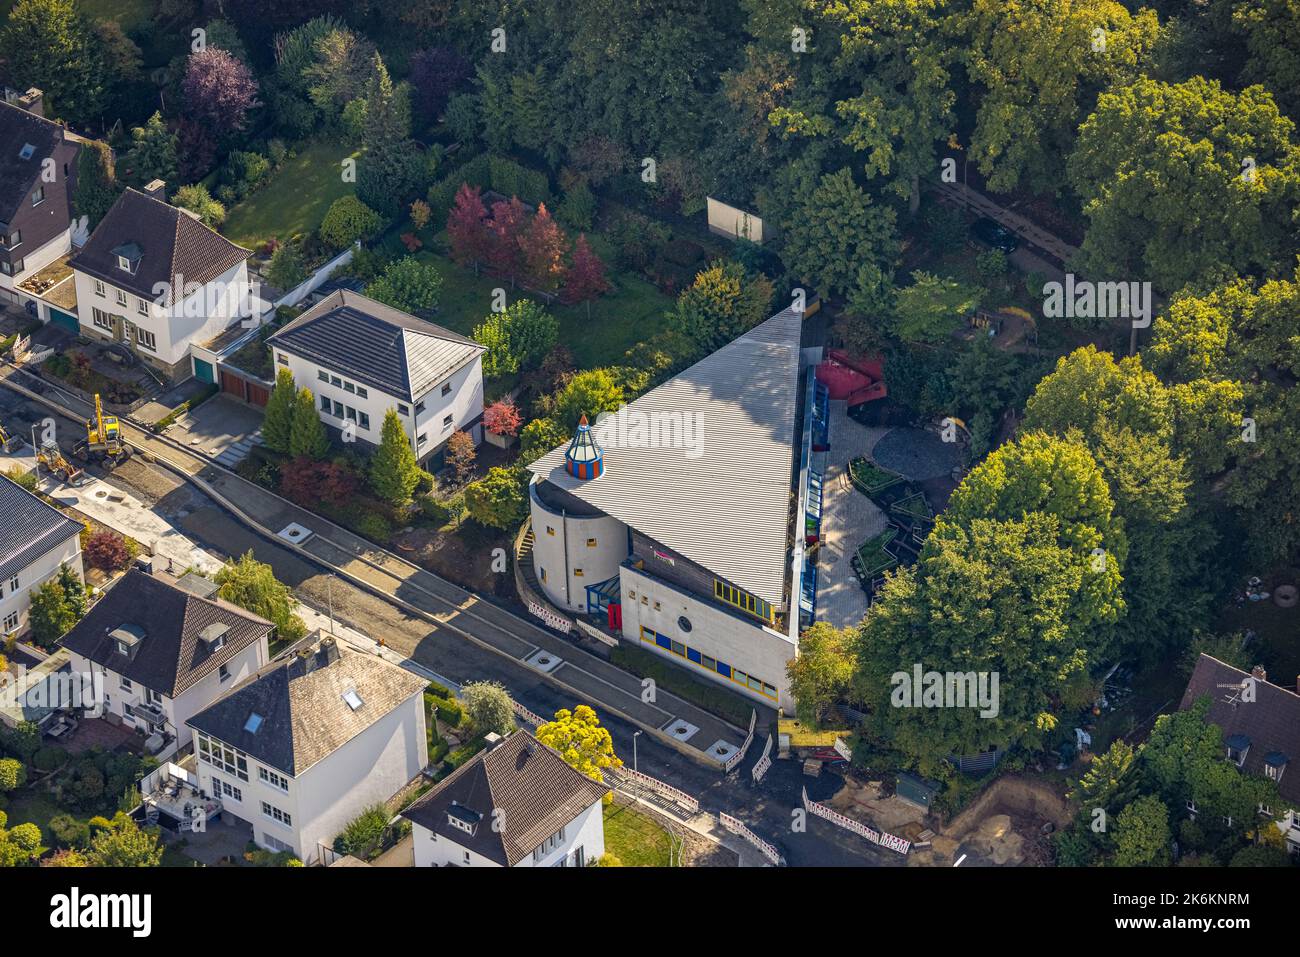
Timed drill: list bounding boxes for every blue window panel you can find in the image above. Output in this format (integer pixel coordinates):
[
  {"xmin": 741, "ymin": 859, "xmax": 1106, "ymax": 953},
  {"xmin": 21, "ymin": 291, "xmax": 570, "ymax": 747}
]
[
  {"xmin": 656, "ymin": 634, "xmax": 671, "ymax": 650},
  {"xmin": 716, "ymin": 662, "xmax": 731, "ymax": 678},
  {"xmin": 686, "ymin": 648, "xmax": 701, "ymax": 664}
]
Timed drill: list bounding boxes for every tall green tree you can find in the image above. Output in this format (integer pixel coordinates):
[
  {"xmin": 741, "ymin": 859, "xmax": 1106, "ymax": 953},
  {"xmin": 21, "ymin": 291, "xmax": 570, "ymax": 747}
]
[
  {"xmin": 262, "ymin": 368, "xmax": 296, "ymax": 454},
  {"xmin": 551, "ymin": 369, "xmax": 623, "ymax": 430},
  {"xmin": 72, "ymin": 140, "xmax": 120, "ymax": 229},
  {"xmin": 369, "ymin": 409, "xmax": 420, "ymax": 507},
  {"xmin": 1112, "ymin": 795, "xmax": 1172, "ymax": 867},
  {"xmin": 84, "ymin": 812, "xmax": 163, "ymax": 867},
  {"xmin": 367, "ymin": 257, "xmax": 442, "ymax": 314},
  {"xmin": 787, "ymin": 622, "xmax": 857, "ymax": 725},
  {"xmin": 891, "ymin": 271, "xmax": 983, "ymax": 343},
  {"xmin": 122, "ymin": 112, "xmax": 179, "ymax": 187},
  {"xmin": 288, "ymin": 388, "xmax": 329, "ymax": 459},
  {"xmin": 0, "ymin": 0, "xmax": 106, "ymax": 126},
  {"xmin": 464, "ymin": 466, "xmax": 527, "ymax": 530},
  {"xmin": 669, "ymin": 259, "xmax": 773, "ymax": 352}
]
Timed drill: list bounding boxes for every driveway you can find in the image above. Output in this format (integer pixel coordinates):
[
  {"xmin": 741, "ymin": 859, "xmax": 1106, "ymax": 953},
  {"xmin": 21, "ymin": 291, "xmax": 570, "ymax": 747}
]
[{"xmin": 163, "ymin": 395, "xmax": 264, "ymax": 468}]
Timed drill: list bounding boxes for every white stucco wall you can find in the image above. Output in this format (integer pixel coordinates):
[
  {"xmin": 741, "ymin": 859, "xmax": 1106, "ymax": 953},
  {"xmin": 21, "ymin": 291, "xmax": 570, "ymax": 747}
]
[
  {"xmin": 272, "ymin": 348, "xmax": 484, "ymax": 462},
  {"xmin": 1, "ymin": 228, "xmax": 71, "ymax": 297},
  {"xmin": 528, "ymin": 480, "xmax": 627, "ymax": 613},
  {"xmin": 619, "ymin": 565, "xmax": 794, "ymax": 711},
  {"xmin": 0, "ymin": 532, "xmax": 81, "ymax": 637}
]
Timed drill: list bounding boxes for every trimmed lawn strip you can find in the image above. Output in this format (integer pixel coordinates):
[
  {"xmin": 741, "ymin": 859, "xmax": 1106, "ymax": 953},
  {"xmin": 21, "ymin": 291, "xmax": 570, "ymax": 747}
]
[
  {"xmin": 222, "ymin": 141, "xmax": 363, "ymax": 249},
  {"xmin": 610, "ymin": 644, "xmax": 754, "ymax": 728},
  {"xmin": 603, "ymin": 800, "xmax": 674, "ymax": 867}
]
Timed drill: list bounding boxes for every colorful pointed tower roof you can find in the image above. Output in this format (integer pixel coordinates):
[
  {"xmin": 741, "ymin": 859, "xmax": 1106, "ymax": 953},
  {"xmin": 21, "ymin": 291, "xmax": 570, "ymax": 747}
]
[{"xmin": 564, "ymin": 415, "xmax": 604, "ymax": 480}]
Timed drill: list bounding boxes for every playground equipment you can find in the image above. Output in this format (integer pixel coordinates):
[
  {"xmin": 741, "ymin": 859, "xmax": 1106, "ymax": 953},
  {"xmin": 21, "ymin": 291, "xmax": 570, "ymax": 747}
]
[
  {"xmin": 814, "ymin": 350, "xmax": 887, "ymax": 407},
  {"xmin": 36, "ymin": 438, "xmax": 84, "ymax": 485},
  {"xmin": 72, "ymin": 394, "xmax": 132, "ymax": 468}
]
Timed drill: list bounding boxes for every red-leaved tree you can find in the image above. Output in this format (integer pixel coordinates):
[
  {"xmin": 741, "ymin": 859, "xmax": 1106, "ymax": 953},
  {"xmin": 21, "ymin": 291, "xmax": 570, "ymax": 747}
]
[
  {"xmin": 520, "ymin": 203, "xmax": 569, "ymax": 294},
  {"xmin": 84, "ymin": 530, "xmax": 131, "ymax": 572},
  {"xmin": 279, "ymin": 457, "xmax": 360, "ymax": 509},
  {"xmin": 561, "ymin": 234, "xmax": 611, "ymax": 316},
  {"xmin": 446, "ymin": 183, "xmax": 490, "ymax": 272},
  {"xmin": 445, "ymin": 430, "xmax": 477, "ymax": 483},
  {"xmin": 183, "ymin": 47, "xmax": 261, "ymax": 138},
  {"xmin": 485, "ymin": 196, "xmax": 528, "ymax": 286},
  {"xmin": 483, "ymin": 400, "xmax": 523, "ymax": 438}
]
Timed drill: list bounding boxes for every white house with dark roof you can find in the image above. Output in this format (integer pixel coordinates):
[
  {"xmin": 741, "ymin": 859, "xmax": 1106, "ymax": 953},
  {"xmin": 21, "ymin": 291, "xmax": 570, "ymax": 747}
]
[
  {"xmin": 401, "ymin": 729, "xmax": 607, "ymax": 867},
  {"xmin": 69, "ymin": 185, "xmax": 262, "ymax": 382},
  {"xmin": 266, "ymin": 290, "xmax": 485, "ymax": 467},
  {"xmin": 59, "ymin": 568, "xmax": 272, "ymax": 758},
  {"xmin": 0, "ymin": 473, "xmax": 83, "ymax": 638},
  {"xmin": 186, "ymin": 632, "xmax": 428, "ymax": 863},
  {"xmin": 527, "ymin": 308, "xmax": 811, "ymax": 711}
]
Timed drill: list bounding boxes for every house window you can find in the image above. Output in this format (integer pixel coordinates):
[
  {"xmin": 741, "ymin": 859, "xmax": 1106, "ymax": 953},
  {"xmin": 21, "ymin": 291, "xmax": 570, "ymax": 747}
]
[
  {"xmin": 417, "ymin": 432, "xmax": 427, "ymax": 445},
  {"xmin": 94, "ymin": 280, "xmax": 105, "ymax": 297},
  {"xmin": 2, "ymin": 611, "xmax": 17, "ymax": 632},
  {"xmin": 463, "ymin": 850, "xmax": 471, "ymax": 865},
  {"xmin": 415, "ymin": 400, "xmax": 425, "ymax": 413},
  {"xmin": 261, "ymin": 801, "xmax": 292, "ymax": 827},
  {"xmin": 653, "ymin": 601, "xmax": 661, "ymax": 611},
  {"xmin": 6, "ymin": 230, "xmax": 20, "ymax": 248},
  {"xmin": 258, "ymin": 767, "xmax": 290, "ymax": 792},
  {"xmin": 397, "ymin": 404, "xmax": 409, "ymax": 416},
  {"xmin": 218, "ymin": 663, "xmax": 231, "ymax": 682},
  {"xmin": 136, "ymin": 299, "xmax": 149, "ymax": 316},
  {"xmin": 330, "ymin": 375, "xmax": 342, "ymax": 387},
  {"xmin": 31, "ymin": 186, "xmax": 44, "ymax": 206},
  {"xmin": 356, "ymin": 387, "xmax": 367, "ymax": 399},
  {"xmin": 332, "ymin": 399, "xmax": 344, "ymax": 417},
  {"xmin": 574, "ymin": 568, "xmax": 584, "ymax": 578},
  {"xmin": 275, "ymin": 352, "xmax": 286, "ymax": 365},
  {"xmin": 2, "ymin": 259, "xmax": 23, "ymax": 275},
  {"xmin": 116, "ymin": 289, "xmax": 128, "ymax": 306},
  {"xmin": 213, "ymin": 777, "xmax": 242, "ymax": 803},
  {"xmin": 92, "ymin": 308, "xmax": 114, "ymax": 331},
  {"xmin": 539, "ymin": 567, "xmax": 547, "ymax": 583},
  {"xmin": 442, "ymin": 414, "xmax": 453, "ymax": 429},
  {"xmin": 317, "ymin": 370, "xmax": 329, "ymax": 382},
  {"xmin": 120, "ymin": 677, "xmax": 133, "ymax": 691},
  {"xmin": 146, "ymin": 688, "xmax": 162, "ymax": 705},
  {"xmin": 346, "ymin": 406, "xmax": 357, "ymax": 422},
  {"xmin": 441, "ymin": 382, "xmax": 451, "ymax": 397},
  {"xmin": 320, "ymin": 395, "xmax": 331, "ymax": 412},
  {"xmin": 344, "ymin": 381, "xmax": 355, "ymax": 394},
  {"xmin": 135, "ymin": 328, "xmax": 157, "ymax": 351},
  {"xmin": 546, "ymin": 526, "xmax": 555, "ymax": 536},
  {"xmin": 358, "ymin": 412, "xmax": 370, "ymax": 430},
  {"xmin": 533, "ymin": 825, "xmax": 566, "ymax": 861},
  {"xmin": 713, "ymin": 579, "xmax": 774, "ymax": 622},
  {"xmin": 587, "ymin": 538, "xmax": 597, "ymax": 547},
  {"xmin": 197, "ymin": 733, "xmax": 249, "ymax": 781},
  {"xmin": 8, "ymin": 576, "xmax": 16, "ymax": 593}
]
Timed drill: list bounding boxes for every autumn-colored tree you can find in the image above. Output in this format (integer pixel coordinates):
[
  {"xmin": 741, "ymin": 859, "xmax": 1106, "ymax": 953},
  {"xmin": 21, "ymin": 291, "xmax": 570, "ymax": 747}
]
[
  {"xmin": 183, "ymin": 47, "xmax": 261, "ymax": 138},
  {"xmin": 278, "ymin": 457, "xmax": 360, "ymax": 509},
  {"xmin": 483, "ymin": 400, "xmax": 523, "ymax": 438},
  {"xmin": 485, "ymin": 196, "xmax": 528, "ymax": 286},
  {"xmin": 409, "ymin": 198, "xmax": 431, "ymax": 231},
  {"xmin": 520, "ymin": 203, "xmax": 569, "ymax": 293},
  {"xmin": 534, "ymin": 705, "xmax": 623, "ymax": 784},
  {"xmin": 445, "ymin": 430, "xmax": 476, "ymax": 483},
  {"xmin": 84, "ymin": 530, "xmax": 131, "ymax": 572},
  {"xmin": 446, "ymin": 183, "xmax": 489, "ymax": 272},
  {"xmin": 561, "ymin": 234, "xmax": 611, "ymax": 317}
]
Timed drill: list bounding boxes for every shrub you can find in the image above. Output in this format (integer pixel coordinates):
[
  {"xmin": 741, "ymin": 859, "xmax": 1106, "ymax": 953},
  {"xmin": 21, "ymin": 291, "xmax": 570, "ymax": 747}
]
[
  {"xmin": 222, "ymin": 150, "xmax": 271, "ymax": 201},
  {"xmin": 84, "ymin": 530, "xmax": 132, "ymax": 572},
  {"xmin": 447, "ymin": 737, "xmax": 487, "ymax": 768},
  {"xmin": 350, "ymin": 510, "xmax": 393, "ymax": 543},
  {"xmin": 49, "ymin": 813, "xmax": 89, "ymax": 849},
  {"xmin": 557, "ymin": 181, "xmax": 596, "ymax": 231},
  {"xmin": 460, "ymin": 681, "xmax": 515, "ymax": 736},
  {"xmin": 320, "ymin": 195, "xmax": 385, "ymax": 250},
  {"xmin": 173, "ymin": 184, "xmax": 226, "ymax": 227},
  {"xmin": 0, "ymin": 758, "xmax": 26, "ymax": 791},
  {"xmin": 333, "ymin": 803, "xmax": 389, "ymax": 858},
  {"xmin": 426, "ymin": 680, "xmax": 452, "ymax": 699},
  {"xmin": 33, "ymin": 746, "xmax": 69, "ymax": 773},
  {"xmin": 433, "ymin": 697, "xmax": 463, "ymax": 726},
  {"xmin": 266, "ymin": 242, "xmax": 308, "ymax": 290}
]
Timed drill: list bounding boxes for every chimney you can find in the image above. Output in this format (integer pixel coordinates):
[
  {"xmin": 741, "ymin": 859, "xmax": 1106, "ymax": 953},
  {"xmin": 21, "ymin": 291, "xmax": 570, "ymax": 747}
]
[
  {"xmin": 1251, "ymin": 665, "xmax": 1267, "ymax": 683},
  {"xmin": 142, "ymin": 179, "xmax": 166, "ymax": 201},
  {"xmin": 483, "ymin": 732, "xmax": 503, "ymax": 750},
  {"xmin": 319, "ymin": 636, "xmax": 340, "ymax": 667},
  {"xmin": 17, "ymin": 88, "xmax": 44, "ymax": 117}
]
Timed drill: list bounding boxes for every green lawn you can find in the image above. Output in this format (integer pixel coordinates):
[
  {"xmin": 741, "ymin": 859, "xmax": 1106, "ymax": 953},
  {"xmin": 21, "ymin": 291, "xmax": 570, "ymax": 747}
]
[
  {"xmin": 80, "ymin": 0, "xmax": 155, "ymax": 31},
  {"xmin": 222, "ymin": 141, "xmax": 362, "ymax": 250},
  {"xmin": 5, "ymin": 788, "xmax": 77, "ymax": 846},
  {"xmin": 382, "ymin": 239, "xmax": 674, "ymax": 372},
  {"xmin": 603, "ymin": 801, "xmax": 675, "ymax": 867}
]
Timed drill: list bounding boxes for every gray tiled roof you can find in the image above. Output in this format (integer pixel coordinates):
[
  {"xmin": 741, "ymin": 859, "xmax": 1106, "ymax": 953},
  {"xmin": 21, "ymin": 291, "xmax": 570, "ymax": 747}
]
[
  {"xmin": 58, "ymin": 569, "xmax": 273, "ymax": 697},
  {"xmin": 401, "ymin": 730, "xmax": 608, "ymax": 866},
  {"xmin": 70, "ymin": 188, "xmax": 250, "ymax": 305},
  {"xmin": 0, "ymin": 101, "xmax": 63, "ymax": 223},
  {"xmin": 1180, "ymin": 655, "xmax": 1300, "ymax": 805},
  {"xmin": 267, "ymin": 290, "xmax": 483, "ymax": 402},
  {"xmin": 529, "ymin": 308, "xmax": 804, "ymax": 606},
  {"xmin": 187, "ymin": 635, "xmax": 428, "ymax": 777},
  {"xmin": 0, "ymin": 474, "xmax": 83, "ymax": 584}
]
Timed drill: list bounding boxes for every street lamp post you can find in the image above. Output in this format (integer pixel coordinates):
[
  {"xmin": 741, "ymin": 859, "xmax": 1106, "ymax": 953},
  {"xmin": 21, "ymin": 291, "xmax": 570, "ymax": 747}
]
[
  {"xmin": 632, "ymin": 730, "xmax": 641, "ymax": 773},
  {"xmin": 29, "ymin": 424, "xmax": 39, "ymax": 482}
]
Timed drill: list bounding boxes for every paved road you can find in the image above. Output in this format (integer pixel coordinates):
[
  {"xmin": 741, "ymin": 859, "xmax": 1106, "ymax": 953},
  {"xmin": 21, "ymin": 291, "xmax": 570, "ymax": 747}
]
[{"xmin": 0, "ymin": 367, "xmax": 899, "ymax": 865}]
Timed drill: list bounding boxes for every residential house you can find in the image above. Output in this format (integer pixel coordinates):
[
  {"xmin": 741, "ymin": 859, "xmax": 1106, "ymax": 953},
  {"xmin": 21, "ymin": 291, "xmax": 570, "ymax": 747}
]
[
  {"xmin": 1180, "ymin": 654, "xmax": 1300, "ymax": 856},
  {"xmin": 59, "ymin": 568, "xmax": 273, "ymax": 758},
  {"xmin": 186, "ymin": 633, "xmax": 428, "ymax": 863},
  {"xmin": 266, "ymin": 290, "xmax": 485, "ymax": 467},
  {"xmin": 401, "ymin": 729, "xmax": 607, "ymax": 867},
  {"xmin": 0, "ymin": 473, "xmax": 83, "ymax": 638},
  {"xmin": 0, "ymin": 90, "xmax": 83, "ymax": 327},
  {"xmin": 527, "ymin": 308, "xmax": 809, "ymax": 711},
  {"xmin": 69, "ymin": 185, "xmax": 260, "ymax": 382}
]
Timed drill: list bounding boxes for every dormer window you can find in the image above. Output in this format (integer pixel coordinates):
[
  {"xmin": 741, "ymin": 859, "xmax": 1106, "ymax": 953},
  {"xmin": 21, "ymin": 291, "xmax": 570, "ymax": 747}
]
[
  {"xmin": 110, "ymin": 623, "xmax": 146, "ymax": 658},
  {"xmin": 113, "ymin": 243, "xmax": 142, "ymax": 276},
  {"xmin": 446, "ymin": 802, "xmax": 481, "ymax": 836},
  {"xmin": 1264, "ymin": 752, "xmax": 1288, "ymax": 783},
  {"xmin": 1226, "ymin": 734, "xmax": 1250, "ymax": 767},
  {"xmin": 118, "ymin": 257, "xmax": 132, "ymax": 272},
  {"xmin": 199, "ymin": 622, "xmax": 229, "ymax": 652}
]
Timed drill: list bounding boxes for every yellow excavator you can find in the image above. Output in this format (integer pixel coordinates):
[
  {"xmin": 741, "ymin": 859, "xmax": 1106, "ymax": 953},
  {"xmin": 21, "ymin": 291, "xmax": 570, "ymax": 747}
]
[
  {"xmin": 72, "ymin": 394, "xmax": 132, "ymax": 468},
  {"xmin": 0, "ymin": 421, "xmax": 22, "ymax": 453},
  {"xmin": 36, "ymin": 437, "xmax": 84, "ymax": 485}
]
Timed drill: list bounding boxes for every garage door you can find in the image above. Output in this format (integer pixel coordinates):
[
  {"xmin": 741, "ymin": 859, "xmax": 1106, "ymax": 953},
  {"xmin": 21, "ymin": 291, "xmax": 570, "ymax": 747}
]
[
  {"xmin": 220, "ymin": 369, "xmax": 245, "ymax": 398},
  {"xmin": 193, "ymin": 358, "xmax": 215, "ymax": 384},
  {"xmin": 49, "ymin": 308, "xmax": 79, "ymax": 333}
]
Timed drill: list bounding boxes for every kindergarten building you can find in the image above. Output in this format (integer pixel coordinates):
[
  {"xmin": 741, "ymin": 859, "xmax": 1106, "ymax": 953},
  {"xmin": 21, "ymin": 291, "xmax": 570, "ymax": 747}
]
[{"xmin": 527, "ymin": 308, "xmax": 831, "ymax": 713}]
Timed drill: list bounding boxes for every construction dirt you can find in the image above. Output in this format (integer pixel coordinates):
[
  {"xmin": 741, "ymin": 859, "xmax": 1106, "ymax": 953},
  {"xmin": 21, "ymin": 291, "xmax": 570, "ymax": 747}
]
[{"xmin": 910, "ymin": 774, "xmax": 1073, "ymax": 867}]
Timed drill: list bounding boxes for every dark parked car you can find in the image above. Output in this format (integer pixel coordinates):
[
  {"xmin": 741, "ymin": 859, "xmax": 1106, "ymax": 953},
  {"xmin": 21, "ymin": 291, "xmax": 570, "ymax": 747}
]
[{"xmin": 970, "ymin": 217, "xmax": 1019, "ymax": 254}]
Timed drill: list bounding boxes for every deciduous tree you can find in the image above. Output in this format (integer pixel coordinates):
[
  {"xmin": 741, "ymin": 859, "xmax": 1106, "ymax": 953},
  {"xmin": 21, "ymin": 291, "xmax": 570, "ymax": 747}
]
[
  {"xmin": 534, "ymin": 704, "xmax": 623, "ymax": 783},
  {"xmin": 215, "ymin": 551, "xmax": 306, "ymax": 642}
]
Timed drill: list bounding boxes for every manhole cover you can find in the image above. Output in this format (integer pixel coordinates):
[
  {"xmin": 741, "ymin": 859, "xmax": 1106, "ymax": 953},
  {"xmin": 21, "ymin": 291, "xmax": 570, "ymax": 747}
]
[{"xmin": 94, "ymin": 490, "xmax": 107, "ymax": 498}]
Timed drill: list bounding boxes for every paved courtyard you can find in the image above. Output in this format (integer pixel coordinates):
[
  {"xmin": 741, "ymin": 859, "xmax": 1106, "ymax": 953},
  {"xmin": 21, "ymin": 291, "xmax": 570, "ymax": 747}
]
[
  {"xmin": 815, "ymin": 401, "xmax": 890, "ymax": 631},
  {"xmin": 162, "ymin": 394, "xmax": 265, "ymax": 468}
]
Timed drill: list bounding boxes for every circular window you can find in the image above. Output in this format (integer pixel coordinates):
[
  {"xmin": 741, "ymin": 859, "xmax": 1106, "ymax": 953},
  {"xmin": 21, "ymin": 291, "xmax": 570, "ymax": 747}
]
[{"xmin": 678, "ymin": 616, "xmax": 692, "ymax": 633}]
